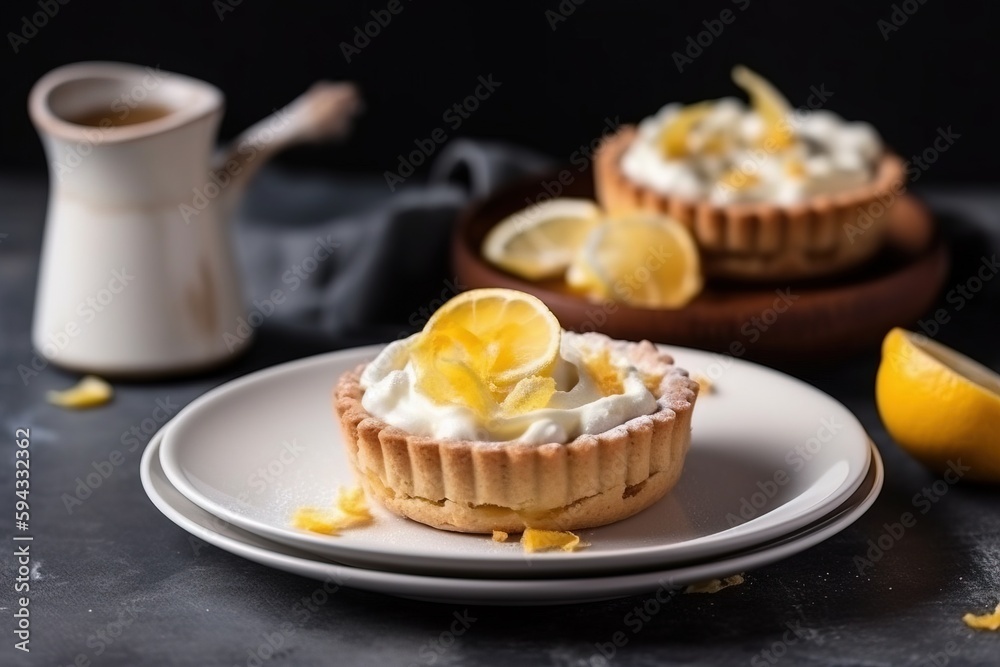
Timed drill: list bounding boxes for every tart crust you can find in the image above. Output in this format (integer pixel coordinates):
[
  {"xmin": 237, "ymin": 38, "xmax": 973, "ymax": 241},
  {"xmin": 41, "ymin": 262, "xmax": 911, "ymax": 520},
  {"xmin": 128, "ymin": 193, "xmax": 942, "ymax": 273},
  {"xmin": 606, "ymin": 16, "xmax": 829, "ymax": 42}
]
[
  {"xmin": 334, "ymin": 339, "xmax": 698, "ymax": 534},
  {"xmin": 594, "ymin": 125, "xmax": 907, "ymax": 281}
]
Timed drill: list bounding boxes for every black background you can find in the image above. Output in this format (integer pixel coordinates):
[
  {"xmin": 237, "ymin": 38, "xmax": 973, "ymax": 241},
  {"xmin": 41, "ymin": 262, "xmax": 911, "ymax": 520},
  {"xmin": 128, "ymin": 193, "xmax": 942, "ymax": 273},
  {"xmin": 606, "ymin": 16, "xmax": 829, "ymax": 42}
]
[{"xmin": 0, "ymin": 0, "xmax": 994, "ymax": 183}]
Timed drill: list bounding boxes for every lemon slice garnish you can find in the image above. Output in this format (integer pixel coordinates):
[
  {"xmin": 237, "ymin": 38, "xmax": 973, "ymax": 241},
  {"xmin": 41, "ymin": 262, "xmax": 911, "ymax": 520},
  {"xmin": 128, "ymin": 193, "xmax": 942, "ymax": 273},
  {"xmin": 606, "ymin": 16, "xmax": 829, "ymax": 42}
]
[
  {"xmin": 482, "ymin": 198, "xmax": 601, "ymax": 280},
  {"xmin": 566, "ymin": 214, "xmax": 703, "ymax": 309},
  {"xmin": 732, "ymin": 65, "xmax": 794, "ymax": 150},
  {"xmin": 411, "ymin": 289, "xmax": 562, "ymax": 414},
  {"xmin": 876, "ymin": 328, "xmax": 1000, "ymax": 482},
  {"xmin": 46, "ymin": 375, "xmax": 113, "ymax": 409}
]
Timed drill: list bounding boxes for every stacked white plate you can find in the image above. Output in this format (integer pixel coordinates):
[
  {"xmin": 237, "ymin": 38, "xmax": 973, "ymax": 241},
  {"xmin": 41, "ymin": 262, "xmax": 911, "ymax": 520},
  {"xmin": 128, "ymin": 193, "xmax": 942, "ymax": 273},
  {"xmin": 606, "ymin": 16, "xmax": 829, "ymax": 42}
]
[{"xmin": 142, "ymin": 345, "xmax": 883, "ymax": 605}]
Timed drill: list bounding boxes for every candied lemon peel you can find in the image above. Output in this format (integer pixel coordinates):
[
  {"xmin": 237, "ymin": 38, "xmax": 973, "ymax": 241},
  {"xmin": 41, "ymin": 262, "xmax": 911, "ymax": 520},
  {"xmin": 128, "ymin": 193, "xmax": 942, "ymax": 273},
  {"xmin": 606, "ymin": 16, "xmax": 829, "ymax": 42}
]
[
  {"xmin": 731, "ymin": 65, "xmax": 795, "ymax": 150},
  {"xmin": 684, "ymin": 574, "xmax": 745, "ymax": 594},
  {"xmin": 657, "ymin": 101, "xmax": 714, "ymax": 159},
  {"xmin": 46, "ymin": 375, "xmax": 113, "ymax": 409},
  {"xmin": 691, "ymin": 373, "xmax": 714, "ymax": 394},
  {"xmin": 292, "ymin": 486, "xmax": 373, "ymax": 535},
  {"xmin": 581, "ymin": 347, "xmax": 626, "ymax": 396},
  {"xmin": 520, "ymin": 528, "xmax": 589, "ymax": 553},
  {"xmin": 496, "ymin": 375, "xmax": 557, "ymax": 417},
  {"xmin": 656, "ymin": 65, "xmax": 795, "ymax": 163},
  {"xmin": 963, "ymin": 603, "xmax": 1000, "ymax": 631},
  {"xmin": 719, "ymin": 168, "xmax": 760, "ymax": 191},
  {"xmin": 784, "ymin": 158, "xmax": 807, "ymax": 180}
]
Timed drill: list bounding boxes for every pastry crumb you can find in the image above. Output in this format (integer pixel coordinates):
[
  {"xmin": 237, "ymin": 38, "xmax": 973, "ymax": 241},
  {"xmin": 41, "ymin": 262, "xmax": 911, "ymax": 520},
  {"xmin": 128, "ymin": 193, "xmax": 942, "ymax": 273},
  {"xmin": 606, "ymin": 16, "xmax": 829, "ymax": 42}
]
[
  {"xmin": 963, "ymin": 603, "xmax": 1000, "ymax": 631},
  {"xmin": 291, "ymin": 486, "xmax": 373, "ymax": 535},
  {"xmin": 684, "ymin": 574, "xmax": 744, "ymax": 594},
  {"xmin": 520, "ymin": 528, "xmax": 588, "ymax": 553},
  {"xmin": 492, "ymin": 530, "xmax": 509, "ymax": 542},
  {"xmin": 691, "ymin": 373, "xmax": 714, "ymax": 394},
  {"xmin": 46, "ymin": 375, "xmax": 113, "ymax": 409}
]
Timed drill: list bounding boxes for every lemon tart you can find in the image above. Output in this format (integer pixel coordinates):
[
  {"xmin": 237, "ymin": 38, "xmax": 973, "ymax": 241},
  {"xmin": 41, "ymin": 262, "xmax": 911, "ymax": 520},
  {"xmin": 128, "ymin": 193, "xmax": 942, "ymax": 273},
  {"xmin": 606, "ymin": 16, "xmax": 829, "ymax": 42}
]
[
  {"xmin": 333, "ymin": 288, "xmax": 699, "ymax": 533},
  {"xmin": 594, "ymin": 66, "xmax": 906, "ymax": 281}
]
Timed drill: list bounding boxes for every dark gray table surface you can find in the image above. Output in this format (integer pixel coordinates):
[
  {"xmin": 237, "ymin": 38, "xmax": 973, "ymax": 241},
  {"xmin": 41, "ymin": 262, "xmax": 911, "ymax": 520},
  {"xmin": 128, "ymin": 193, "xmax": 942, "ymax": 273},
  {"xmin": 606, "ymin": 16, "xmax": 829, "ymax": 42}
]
[{"xmin": 2, "ymin": 172, "xmax": 1000, "ymax": 666}]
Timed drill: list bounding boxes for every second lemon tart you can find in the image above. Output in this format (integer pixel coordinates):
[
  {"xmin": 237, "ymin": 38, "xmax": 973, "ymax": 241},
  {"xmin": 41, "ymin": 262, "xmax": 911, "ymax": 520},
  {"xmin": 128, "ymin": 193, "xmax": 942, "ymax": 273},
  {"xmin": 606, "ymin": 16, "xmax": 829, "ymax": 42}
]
[{"xmin": 594, "ymin": 66, "xmax": 906, "ymax": 281}]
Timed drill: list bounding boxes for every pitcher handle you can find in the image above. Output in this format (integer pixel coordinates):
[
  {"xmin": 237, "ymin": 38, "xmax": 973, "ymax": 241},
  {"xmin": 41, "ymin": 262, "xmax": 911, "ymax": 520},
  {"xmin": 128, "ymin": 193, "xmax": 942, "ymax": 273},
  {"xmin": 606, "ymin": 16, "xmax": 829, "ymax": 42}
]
[{"xmin": 212, "ymin": 82, "xmax": 362, "ymax": 197}]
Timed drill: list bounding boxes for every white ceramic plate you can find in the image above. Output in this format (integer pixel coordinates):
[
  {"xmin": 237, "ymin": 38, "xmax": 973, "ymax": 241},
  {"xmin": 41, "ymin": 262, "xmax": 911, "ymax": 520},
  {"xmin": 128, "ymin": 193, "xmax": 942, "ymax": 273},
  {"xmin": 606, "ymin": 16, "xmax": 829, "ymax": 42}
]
[
  {"xmin": 158, "ymin": 345, "xmax": 871, "ymax": 577},
  {"xmin": 143, "ymin": 432, "xmax": 883, "ymax": 605}
]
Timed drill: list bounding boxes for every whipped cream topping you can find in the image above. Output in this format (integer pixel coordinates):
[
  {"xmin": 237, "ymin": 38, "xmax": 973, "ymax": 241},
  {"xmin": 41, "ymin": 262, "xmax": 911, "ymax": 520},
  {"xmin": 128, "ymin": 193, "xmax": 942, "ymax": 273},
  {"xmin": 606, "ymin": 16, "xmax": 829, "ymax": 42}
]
[
  {"xmin": 359, "ymin": 331, "xmax": 658, "ymax": 445},
  {"xmin": 621, "ymin": 98, "xmax": 883, "ymax": 205}
]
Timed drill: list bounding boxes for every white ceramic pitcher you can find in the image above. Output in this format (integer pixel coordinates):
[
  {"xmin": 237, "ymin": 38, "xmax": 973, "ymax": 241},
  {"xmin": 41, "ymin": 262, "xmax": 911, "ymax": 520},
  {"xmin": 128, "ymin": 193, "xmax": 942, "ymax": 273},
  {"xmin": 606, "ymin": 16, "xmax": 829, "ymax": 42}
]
[{"xmin": 29, "ymin": 62, "xmax": 359, "ymax": 377}]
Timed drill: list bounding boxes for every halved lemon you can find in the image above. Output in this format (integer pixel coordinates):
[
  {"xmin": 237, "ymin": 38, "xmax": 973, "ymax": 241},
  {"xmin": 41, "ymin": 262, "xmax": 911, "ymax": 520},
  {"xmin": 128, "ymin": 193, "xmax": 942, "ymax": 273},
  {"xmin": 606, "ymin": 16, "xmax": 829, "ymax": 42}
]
[
  {"xmin": 566, "ymin": 214, "xmax": 702, "ymax": 309},
  {"xmin": 411, "ymin": 288, "xmax": 561, "ymax": 413},
  {"xmin": 482, "ymin": 198, "xmax": 601, "ymax": 280},
  {"xmin": 876, "ymin": 328, "xmax": 1000, "ymax": 482},
  {"xmin": 732, "ymin": 65, "xmax": 794, "ymax": 150}
]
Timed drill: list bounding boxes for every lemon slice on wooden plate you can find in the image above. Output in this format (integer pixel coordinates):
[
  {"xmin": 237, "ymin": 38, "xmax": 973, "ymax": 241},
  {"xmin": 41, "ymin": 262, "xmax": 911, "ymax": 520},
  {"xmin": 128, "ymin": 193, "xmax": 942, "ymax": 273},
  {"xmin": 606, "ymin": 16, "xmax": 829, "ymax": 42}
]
[
  {"xmin": 411, "ymin": 288, "xmax": 562, "ymax": 414},
  {"xmin": 566, "ymin": 214, "xmax": 703, "ymax": 309},
  {"xmin": 876, "ymin": 328, "xmax": 1000, "ymax": 482},
  {"xmin": 482, "ymin": 198, "xmax": 601, "ymax": 280}
]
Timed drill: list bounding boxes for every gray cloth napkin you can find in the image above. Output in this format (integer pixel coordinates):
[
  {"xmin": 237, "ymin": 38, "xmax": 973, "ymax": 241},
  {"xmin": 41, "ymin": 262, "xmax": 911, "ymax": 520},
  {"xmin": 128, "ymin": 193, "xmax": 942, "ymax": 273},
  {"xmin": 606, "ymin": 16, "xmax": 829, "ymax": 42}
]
[{"xmin": 235, "ymin": 140, "xmax": 551, "ymax": 339}]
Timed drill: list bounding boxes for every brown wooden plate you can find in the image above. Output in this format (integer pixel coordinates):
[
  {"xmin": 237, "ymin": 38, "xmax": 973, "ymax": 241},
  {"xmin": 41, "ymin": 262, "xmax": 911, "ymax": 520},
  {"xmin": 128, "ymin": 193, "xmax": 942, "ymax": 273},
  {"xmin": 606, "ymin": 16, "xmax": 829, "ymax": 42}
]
[{"xmin": 452, "ymin": 171, "xmax": 949, "ymax": 362}]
